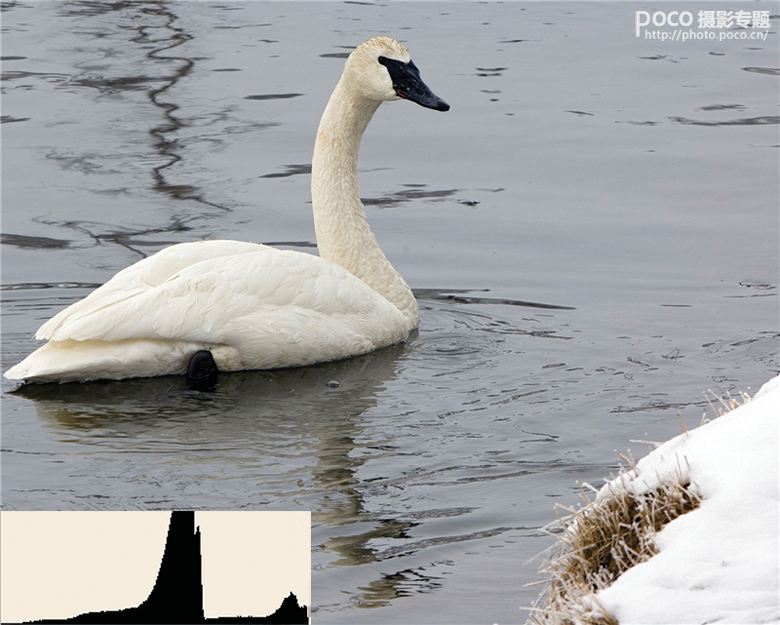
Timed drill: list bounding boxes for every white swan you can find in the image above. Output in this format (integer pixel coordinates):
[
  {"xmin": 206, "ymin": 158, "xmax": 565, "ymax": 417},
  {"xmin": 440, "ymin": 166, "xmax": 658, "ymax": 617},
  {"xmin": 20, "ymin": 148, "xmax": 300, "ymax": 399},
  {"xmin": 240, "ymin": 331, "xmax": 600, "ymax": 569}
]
[{"xmin": 5, "ymin": 36, "xmax": 449, "ymax": 385}]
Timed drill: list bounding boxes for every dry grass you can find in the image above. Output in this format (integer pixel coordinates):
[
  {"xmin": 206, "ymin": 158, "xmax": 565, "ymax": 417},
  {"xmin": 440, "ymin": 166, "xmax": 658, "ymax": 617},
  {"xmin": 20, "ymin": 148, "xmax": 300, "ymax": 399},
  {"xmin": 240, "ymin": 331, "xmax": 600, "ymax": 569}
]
[
  {"xmin": 527, "ymin": 389, "xmax": 753, "ymax": 624},
  {"xmin": 703, "ymin": 388, "xmax": 751, "ymax": 423},
  {"xmin": 527, "ymin": 469, "xmax": 701, "ymax": 625}
]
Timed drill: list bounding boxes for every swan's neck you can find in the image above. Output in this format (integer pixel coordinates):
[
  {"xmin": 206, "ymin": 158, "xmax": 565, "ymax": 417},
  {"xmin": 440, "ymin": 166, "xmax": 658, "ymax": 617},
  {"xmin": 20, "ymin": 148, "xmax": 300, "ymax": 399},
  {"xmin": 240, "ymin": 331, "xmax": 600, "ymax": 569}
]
[{"xmin": 311, "ymin": 79, "xmax": 418, "ymax": 326}]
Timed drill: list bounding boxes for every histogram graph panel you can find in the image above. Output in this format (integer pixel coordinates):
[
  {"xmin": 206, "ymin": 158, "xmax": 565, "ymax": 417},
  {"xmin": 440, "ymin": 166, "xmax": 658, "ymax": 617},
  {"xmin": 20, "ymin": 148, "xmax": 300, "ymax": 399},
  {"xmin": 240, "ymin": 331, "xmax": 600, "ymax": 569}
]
[{"xmin": 0, "ymin": 511, "xmax": 310, "ymax": 624}]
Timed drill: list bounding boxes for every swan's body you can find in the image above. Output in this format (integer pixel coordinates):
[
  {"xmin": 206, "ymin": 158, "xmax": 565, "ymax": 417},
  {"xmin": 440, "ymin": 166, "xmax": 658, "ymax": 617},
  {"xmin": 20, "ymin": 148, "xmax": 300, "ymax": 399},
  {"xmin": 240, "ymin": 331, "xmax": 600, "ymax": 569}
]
[{"xmin": 5, "ymin": 37, "xmax": 449, "ymax": 384}]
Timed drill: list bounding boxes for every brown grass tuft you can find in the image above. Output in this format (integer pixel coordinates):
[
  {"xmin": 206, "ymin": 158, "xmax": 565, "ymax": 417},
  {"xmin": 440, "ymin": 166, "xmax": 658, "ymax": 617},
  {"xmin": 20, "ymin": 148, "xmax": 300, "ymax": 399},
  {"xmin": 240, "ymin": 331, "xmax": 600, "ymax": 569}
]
[{"xmin": 527, "ymin": 467, "xmax": 701, "ymax": 624}]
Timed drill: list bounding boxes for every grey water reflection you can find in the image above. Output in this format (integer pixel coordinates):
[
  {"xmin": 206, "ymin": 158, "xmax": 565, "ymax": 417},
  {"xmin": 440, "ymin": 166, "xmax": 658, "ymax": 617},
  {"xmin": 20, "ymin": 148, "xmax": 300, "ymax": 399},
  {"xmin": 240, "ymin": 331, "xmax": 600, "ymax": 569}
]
[
  {"xmin": 56, "ymin": 0, "xmax": 197, "ymax": 200},
  {"xmin": 14, "ymin": 342, "xmax": 407, "ymax": 522},
  {"xmin": 5, "ymin": 0, "xmax": 235, "ymax": 260}
]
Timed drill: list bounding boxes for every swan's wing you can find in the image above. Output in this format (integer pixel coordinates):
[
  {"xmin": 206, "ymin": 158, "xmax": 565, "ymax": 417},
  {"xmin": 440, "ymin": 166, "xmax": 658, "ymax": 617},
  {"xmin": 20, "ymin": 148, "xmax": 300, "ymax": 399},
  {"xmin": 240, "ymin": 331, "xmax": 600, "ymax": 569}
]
[
  {"xmin": 36, "ymin": 240, "xmax": 267, "ymax": 340},
  {"xmin": 37, "ymin": 247, "xmax": 401, "ymax": 348}
]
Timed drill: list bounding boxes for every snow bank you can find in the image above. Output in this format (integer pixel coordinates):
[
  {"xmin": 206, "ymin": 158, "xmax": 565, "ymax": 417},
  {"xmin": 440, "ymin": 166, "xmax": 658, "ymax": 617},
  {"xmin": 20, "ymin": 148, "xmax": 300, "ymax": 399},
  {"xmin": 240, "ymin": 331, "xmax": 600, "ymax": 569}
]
[{"xmin": 596, "ymin": 375, "xmax": 780, "ymax": 624}]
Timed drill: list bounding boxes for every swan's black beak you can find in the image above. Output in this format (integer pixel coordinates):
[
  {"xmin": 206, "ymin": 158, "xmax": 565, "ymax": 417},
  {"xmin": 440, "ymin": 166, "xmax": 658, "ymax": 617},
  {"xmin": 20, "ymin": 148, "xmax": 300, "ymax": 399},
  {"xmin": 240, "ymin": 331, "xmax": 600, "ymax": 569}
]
[{"xmin": 379, "ymin": 56, "xmax": 450, "ymax": 112}]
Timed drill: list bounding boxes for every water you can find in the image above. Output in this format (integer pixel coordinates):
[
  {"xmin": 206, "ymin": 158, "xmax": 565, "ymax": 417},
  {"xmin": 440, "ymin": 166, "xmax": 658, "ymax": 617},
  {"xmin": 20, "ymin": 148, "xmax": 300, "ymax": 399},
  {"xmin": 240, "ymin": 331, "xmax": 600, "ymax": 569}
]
[{"xmin": 2, "ymin": 2, "xmax": 778, "ymax": 622}]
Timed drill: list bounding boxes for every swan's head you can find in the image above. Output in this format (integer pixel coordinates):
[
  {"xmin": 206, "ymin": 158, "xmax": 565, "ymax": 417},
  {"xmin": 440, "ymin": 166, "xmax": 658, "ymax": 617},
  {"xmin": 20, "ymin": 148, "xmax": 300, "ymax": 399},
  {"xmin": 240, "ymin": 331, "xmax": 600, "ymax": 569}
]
[{"xmin": 344, "ymin": 36, "xmax": 450, "ymax": 112}]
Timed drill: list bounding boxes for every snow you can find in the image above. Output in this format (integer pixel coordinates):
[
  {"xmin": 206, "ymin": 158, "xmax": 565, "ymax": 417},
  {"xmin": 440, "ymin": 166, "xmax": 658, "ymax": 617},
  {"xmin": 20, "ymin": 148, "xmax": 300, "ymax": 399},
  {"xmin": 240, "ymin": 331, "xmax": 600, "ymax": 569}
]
[{"xmin": 595, "ymin": 375, "xmax": 780, "ymax": 624}]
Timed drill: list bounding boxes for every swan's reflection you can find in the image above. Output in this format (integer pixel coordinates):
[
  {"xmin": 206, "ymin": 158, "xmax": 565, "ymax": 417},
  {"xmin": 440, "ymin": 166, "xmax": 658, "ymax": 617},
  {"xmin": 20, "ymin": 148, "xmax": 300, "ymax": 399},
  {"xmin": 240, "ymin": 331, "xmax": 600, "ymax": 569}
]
[{"xmin": 14, "ymin": 342, "xmax": 401, "ymax": 509}]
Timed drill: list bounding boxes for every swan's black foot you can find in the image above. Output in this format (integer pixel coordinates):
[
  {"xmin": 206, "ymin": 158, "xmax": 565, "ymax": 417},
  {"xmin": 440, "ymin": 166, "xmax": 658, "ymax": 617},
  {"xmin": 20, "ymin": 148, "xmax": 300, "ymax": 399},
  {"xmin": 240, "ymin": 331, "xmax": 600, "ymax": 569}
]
[{"xmin": 187, "ymin": 350, "xmax": 218, "ymax": 391}]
